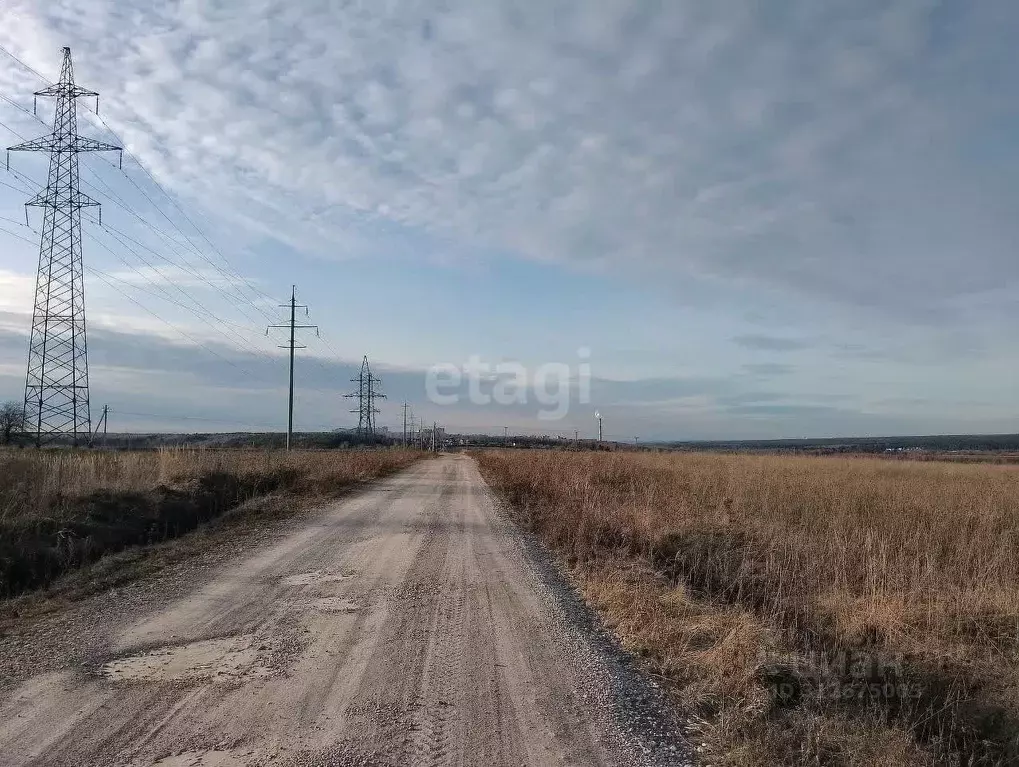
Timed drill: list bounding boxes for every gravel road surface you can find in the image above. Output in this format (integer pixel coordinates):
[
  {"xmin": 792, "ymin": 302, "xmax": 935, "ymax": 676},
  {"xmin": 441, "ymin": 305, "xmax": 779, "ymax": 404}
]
[{"xmin": 0, "ymin": 454, "xmax": 690, "ymax": 766}]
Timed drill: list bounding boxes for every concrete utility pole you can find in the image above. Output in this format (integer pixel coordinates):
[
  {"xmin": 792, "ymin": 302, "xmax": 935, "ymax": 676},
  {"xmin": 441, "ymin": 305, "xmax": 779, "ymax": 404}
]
[
  {"xmin": 402, "ymin": 402, "xmax": 409, "ymax": 446},
  {"xmin": 91, "ymin": 404, "xmax": 109, "ymax": 447},
  {"xmin": 431, "ymin": 421, "xmax": 437, "ymax": 453},
  {"xmin": 596, "ymin": 411, "xmax": 603, "ymax": 443},
  {"xmin": 266, "ymin": 285, "xmax": 317, "ymax": 451}
]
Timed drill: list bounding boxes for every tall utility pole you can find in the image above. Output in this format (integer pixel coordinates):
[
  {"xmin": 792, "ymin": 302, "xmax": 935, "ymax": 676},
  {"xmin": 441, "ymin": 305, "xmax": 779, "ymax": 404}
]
[
  {"xmin": 8, "ymin": 47, "xmax": 121, "ymax": 446},
  {"xmin": 266, "ymin": 285, "xmax": 318, "ymax": 450},
  {"xmin": 596, "ymin": 411, "xmax": 603, "ymax": 443},
  {"xmin": 402, "ymin": 402, "xmax": 409, "ymax": 446},
  {"xmin": 345, "ymin": 356, "xmax": 386, "ymax": 439}
]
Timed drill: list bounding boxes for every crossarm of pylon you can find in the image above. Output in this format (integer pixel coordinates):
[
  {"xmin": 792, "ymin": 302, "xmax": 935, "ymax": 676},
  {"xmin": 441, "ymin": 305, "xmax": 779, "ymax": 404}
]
[
  {"xmin": 7, "ymin": 135, "xmax": 58, "ymax": 152},
  {"xmin": 8, "ymin": 136, "xmax": 120, "ymax": 154},
  {"xmin": 71, "ymin": 137, "xmax": 121, "ymax": 153},
  {"xmin": 26, "ymin": 190, "xmax": 100, "ymax": 208},
  {"xmin": 34, "ymin": 83, "xmax": 99, "ymax": 99}
]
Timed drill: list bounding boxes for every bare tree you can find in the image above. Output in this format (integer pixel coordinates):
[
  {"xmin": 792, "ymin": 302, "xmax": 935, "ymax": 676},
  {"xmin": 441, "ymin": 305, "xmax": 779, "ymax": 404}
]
[{"xmin": 0, "ymin": 401, "xmax": 24, "ymax": 445}]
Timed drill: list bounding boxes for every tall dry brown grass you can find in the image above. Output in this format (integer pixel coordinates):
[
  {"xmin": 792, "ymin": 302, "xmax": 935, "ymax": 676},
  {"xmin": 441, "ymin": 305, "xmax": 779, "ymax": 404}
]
[
  {"xmin": 477, "ymin": 449, "xmax": 1019, "ymax": 766},
  {"xmin": 0, "ymin": 447, "xmax": 419, "ymax": 523},
  {"xmin": 0, "ymin": 447, "xmax": 422, "ymax": 598}
]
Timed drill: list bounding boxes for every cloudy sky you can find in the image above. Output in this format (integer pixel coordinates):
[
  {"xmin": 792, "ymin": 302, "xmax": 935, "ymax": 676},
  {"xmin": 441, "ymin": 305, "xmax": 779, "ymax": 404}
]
[{"xmin": 0, "ymin": 0, "xmax": 1017, "ymax": 440}]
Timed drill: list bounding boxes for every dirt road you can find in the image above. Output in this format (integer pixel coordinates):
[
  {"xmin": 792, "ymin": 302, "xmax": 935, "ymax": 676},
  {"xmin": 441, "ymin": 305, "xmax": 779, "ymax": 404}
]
[{"xmin": 0, "ymin": 454, "xmax": 689, "ymax": 766}]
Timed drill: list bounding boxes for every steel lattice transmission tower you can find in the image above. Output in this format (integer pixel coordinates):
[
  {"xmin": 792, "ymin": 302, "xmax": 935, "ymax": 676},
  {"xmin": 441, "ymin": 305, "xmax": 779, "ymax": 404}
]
[
  {"xmin": 345, "ymin": 355, "xmax": 385, "ymax": 438},
  {"xmin": 7, "ymin": 47, "xmax": 121, "ymax": 446}
]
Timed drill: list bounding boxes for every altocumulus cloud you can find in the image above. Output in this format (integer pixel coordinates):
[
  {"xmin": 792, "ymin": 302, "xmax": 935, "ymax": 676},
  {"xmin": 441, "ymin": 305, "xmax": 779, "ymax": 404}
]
[
  {"xmin": 1, "ymin": 0, "xmax": 1018, "ymax": 319},
  {"xmin": 2, "ymin": 1, "xmax": 1019, "ymax": 439}
]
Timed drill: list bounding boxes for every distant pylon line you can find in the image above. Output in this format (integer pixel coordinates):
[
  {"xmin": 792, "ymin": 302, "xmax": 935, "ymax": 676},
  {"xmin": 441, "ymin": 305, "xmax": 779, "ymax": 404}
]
[{"xmin": 7, "ymin": 47, "xmax": 122, "ymax": 446}]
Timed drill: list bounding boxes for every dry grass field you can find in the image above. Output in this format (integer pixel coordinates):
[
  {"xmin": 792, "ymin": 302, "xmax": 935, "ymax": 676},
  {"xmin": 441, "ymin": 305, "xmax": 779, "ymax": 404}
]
[
  {"xmin": 0, "ymin": 447, "xmax": 422, "ymax": 599},
  {"xmin": 476, "ymin": 449, "xmax": 1019, "ymax": 766}
]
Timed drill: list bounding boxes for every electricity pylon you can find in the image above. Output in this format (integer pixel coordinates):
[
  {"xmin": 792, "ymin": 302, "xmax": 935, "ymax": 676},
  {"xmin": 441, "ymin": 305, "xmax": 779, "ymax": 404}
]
[
  {"xmin": 7, "ymin": 47, "xmax": 121, "ymax": 446},
  {"xmin": 345, "ymin": 355, "xmax": 385, "ymax": 438},
  {"xmin": 266, "ymin": 285, "xmax": 318, "ymax": 450}
]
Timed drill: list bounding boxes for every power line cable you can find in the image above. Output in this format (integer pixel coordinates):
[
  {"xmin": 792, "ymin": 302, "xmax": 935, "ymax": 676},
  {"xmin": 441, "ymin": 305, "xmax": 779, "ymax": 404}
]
[
  {"xmin": 0, "ymin": 212, "xmax": 30, "ymax": 228},
  {"xmin": 10, "ymin": 155, "xmax": 279, "ymax": 334},
  {"xmin": 80, "ymin": 203, "xmax": 275, "ymax": 334},
  {"xmin": 0, "ymin": 116, "xmax": 28, "ymax": 141},
  {"xmin": 110, "ymin": 409, "xmax": 282, "ymax": 431},
  {"xmin": 0, "ymin": 90, "xmax": 41, "ymax": 123},
  {"xmin": 85, "ymin": 235, "xmax": 347, "ymax": 400},
  {"xmin": 91, "ymin": 261, "xmax": 346, "ymax": 403},
  {"xmin": 7, "ymin": 158, "xmax": 279, "ymax": 339},
  {"xmin": 0, "ymin": 44, "xmax": 47, "ymax": 80},
  {"xmin": 0, "ymin": 177, "xmax": 32, "ymax": 196},
  {"xmin": 7, "ymin": 159, "xmax": 282, "ymax": 361},
  {"xmin": 82, "ymin": 219, "xmax": 283, "ymax": 358},
  {"xmin": 0, "ymin": 221, "xmax": 35, "ymax": 245},
  {"xmin": 86, "ymin": 264, "xmax": 262, "ymax": 379},
  {"xmin": 76, "ymin": 165, "xmax": 276, "ymax": 323}
]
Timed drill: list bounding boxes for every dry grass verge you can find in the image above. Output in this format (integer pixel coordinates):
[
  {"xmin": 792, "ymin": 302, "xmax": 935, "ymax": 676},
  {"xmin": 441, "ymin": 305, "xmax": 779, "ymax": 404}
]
[
  {"xmin": 476, "ymin": 449, "xmax": 1019, "ymax": 765},
  {"xmin": 0, "ymin": 447, "xmax": 422, "ymax": 599}
]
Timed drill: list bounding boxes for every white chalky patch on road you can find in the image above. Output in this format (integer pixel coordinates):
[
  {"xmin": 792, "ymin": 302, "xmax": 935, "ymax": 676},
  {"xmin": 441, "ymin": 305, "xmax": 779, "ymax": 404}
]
[
  {"xmin": 311, "ymin": 597, "xmax": 360, "ymax": 613},
  {"xmin": 102, "ymin": 635, "xmax": 268, "ymax": 683},
  {"xmin": 283, "ymin": 570, "xmax": 351, "ymax": 587}
]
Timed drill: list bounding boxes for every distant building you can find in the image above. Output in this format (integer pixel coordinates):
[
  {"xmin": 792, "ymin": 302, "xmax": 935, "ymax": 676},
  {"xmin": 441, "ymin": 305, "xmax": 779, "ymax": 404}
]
[{"xmin": 419, "ymin": 426, "xmax": 446, "ymax": 447}]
